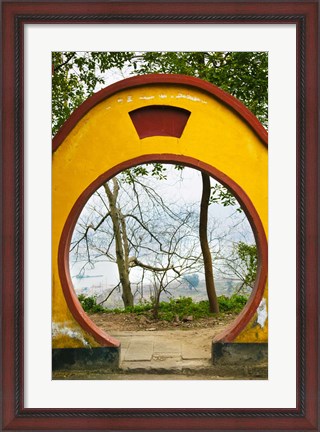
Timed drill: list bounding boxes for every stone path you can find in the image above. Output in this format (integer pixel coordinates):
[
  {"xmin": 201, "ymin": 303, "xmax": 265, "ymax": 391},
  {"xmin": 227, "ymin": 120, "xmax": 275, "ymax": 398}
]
[
  {"xmin": 52, "ymin": 329, "xmax": 268, "ymax": 380},
  {"xmin": 111, "ymin": 329, "xmax": 214, "ymax": 373}
]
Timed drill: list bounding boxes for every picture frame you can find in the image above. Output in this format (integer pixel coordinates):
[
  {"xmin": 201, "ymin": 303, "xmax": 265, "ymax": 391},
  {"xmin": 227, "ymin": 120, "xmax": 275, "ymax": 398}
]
[{"xmin": 1, "ymin": 1, "xmax": 318, "ymax": 430}]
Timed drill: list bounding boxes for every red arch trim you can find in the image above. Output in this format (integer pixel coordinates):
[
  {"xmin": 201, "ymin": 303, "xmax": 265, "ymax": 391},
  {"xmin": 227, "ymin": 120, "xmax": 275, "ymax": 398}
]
[
  {"xmin": 53, "ymin": 74, "xmax": 268, "ymax": 152},
  {"xmin": 58, "ymin": 154, "xmax": 268, "ymax": 347}
]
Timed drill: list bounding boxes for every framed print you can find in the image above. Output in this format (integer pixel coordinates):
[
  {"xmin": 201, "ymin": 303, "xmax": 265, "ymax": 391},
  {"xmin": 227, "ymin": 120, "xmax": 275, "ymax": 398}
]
[{"xmin": 1, "ymin": 1, "xmax": 319, "ymax": 430}]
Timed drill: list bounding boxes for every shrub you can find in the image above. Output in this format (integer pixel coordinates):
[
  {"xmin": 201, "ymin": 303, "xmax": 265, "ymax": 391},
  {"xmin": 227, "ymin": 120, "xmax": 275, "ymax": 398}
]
[
  {"xmin": 124, "ymin": 303, "xmax": 153, "ymax": 314},
  {"xmin": 218, "ymin": 294, "xmax": 248, "ymax": 314},
  {"xmin": 78, "ymin": 294, "xmax": 105, "ymax": 313},
  {"xmin": 77, "ymin": 294, "xmax": 248, "ymax": 318},
  {"xmin": 157, "ymin": 297, "xmax": 209, "ymax": 321}
]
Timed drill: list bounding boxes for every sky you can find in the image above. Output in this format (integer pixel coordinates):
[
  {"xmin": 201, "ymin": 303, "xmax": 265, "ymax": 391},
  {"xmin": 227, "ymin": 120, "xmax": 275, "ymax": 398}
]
[
  {"xmin": 68, "ymin": 58, "xmax": 255, "ymax": 294},
  {"xmin": 70, "ymin": 165, "xmax": 254, "ymax": 291}
]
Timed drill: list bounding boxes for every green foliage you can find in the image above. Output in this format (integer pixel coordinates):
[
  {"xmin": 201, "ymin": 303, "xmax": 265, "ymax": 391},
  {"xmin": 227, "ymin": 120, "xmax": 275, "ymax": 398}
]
[
  {"xmin": 124, "ymin": 296, "xmax": 215, "ymax": 321},
  {"xmin": 77, "ymin": 294, "xmax": 105, "ymax": 313},
  {"xmin": 62, "ymin": 52, "xmax": 265, "ymax": 311},
  {"xmin": 236, "ymin": 242, "xmax": 258, "ymax": 288},
  {"xmin": 209, "ymin": 183, "xmax": 242, "ymax": 212},
  {"xmin": 52, "ymin": 51, "xmax": 268, "ymax": 136},
  {"xmin": 217, "ymin": 294, "xmax": 248, "ymax": 314},
  {"xmin": 144, "ymin": 295, "xmax": 247, "ymax": 320},
  {"xmin": 123, "ymin": 303, "xmax": 153, "ymax": 314},
  {"xmin": 78, "ymin": 294, "xmax": 248, "ymax": 319},
  {"xmin": 133, "ymin": 51, "xmax": 268, "ymax": 128},
  {"xmin": 158, "ymin": 297, "xmax": 210, "ymax": 321},
  {"xmin": 122, "ymin": 163, "xmax": 168, "ymax": 184},
  {"xmin": 150, "ymin": 163, "xmax": 168, "ymax": 180},
  {"xmin": 52, "ymin": 51, "xmax": 135, "ymax": 135}
]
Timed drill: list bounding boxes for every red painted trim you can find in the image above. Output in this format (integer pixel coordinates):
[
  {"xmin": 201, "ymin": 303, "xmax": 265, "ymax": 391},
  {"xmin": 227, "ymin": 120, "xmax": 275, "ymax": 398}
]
[
  {"xmin": 58, "ymin": 154, "xmax": 267, "ymax": 346},
  {"xmin": 53, "ymin": 74, "xmax": 267, "ymax": 152},
  {"xmin": 54, "ymin": 74, "xmax": 268, "ymax": 346},
  {"xmin": 58, "ymin": 236, "xmax": 120, "ymax": 347},
  {"xmin": 129, "ymin": 105, "xmax": 191, "ymax": 139}
]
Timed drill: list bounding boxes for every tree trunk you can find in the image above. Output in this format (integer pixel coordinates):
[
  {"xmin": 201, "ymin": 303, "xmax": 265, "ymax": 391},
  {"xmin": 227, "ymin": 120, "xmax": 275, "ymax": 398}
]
[
  {"xmin": 199, "ymin": 172, "xmax": 219, "ymax": 313},
  {"xmin": 152, "ymin": 288, "xmax": 162, "ymax": 320},
  {"xmin": 104, "ymin": 180, "xmax": 134, "ymax": 308},
  {"xmin": 196, "ymin": 58, "xmax": 219, "ymax": 313}
]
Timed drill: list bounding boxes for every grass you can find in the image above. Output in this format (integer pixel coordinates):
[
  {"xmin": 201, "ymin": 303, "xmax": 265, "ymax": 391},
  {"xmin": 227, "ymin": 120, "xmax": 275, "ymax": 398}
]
[{"xmin": 78, "ymin": 294, "xmax": 248, "ymax": 320}]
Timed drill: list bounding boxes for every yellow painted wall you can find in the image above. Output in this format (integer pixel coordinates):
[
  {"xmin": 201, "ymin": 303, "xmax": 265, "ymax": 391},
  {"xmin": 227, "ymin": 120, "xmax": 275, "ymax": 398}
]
[{"xmin": 52, "ymin": 83, "xmax": 268, "ymax": 348}]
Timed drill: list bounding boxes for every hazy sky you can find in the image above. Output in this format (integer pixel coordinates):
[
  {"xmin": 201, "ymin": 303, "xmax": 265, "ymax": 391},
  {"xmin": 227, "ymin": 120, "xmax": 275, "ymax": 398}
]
[
  {"xmin": 69, "ymin": 62, "xmax": 255, "ymax": 292},
  {"xmin": 70, "ymin": 165, "xmax": 254, "ymax": 291}
]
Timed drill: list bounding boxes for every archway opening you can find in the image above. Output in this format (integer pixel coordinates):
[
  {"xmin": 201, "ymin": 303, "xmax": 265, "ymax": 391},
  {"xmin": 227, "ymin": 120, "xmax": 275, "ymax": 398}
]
[{"xmin": 59, "ymin": 155, "xmax": 267, "ymax": 364}]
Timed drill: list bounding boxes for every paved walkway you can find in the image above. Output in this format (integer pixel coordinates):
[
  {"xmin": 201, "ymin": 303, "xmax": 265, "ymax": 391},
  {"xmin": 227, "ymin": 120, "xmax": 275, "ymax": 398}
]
[
  {"xmin": 111, "ymin": 329, "xmax": 213, "ymax": 373},
  {"xmin": 52, "ymin": 329, "xmax": 268, "ymax": 380}
]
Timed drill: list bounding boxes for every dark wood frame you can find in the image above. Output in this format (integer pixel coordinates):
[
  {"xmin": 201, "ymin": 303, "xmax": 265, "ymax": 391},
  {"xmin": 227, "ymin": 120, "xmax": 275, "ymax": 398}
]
[{"xmin": 1, "ymin": 1, "xmax": 319, "ymax": 430}]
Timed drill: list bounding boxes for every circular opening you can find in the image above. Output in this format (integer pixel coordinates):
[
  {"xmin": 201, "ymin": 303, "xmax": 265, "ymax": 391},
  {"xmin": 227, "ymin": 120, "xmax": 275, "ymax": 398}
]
[{"xmin": 58, "ymin": 154, "xmax": 267, "ymax": 346}]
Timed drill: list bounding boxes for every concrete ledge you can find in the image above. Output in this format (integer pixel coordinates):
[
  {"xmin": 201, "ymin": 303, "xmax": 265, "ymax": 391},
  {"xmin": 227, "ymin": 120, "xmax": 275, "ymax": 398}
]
[
  {"xmin": 212, "ymin": 342, "xmax": 268, "ymax": 365},
  {"xmin": 53, "ymin": 363, "xmax": 268, "ymax": 380},
  {"xmin": 52, "ymin": 347, "xmax": 120, "ymax": 371}
]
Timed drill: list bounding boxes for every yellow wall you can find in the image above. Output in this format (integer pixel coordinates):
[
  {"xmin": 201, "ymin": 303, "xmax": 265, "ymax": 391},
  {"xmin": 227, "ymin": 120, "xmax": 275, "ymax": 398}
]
[{"xmin": 52, "ymin": 83, "xmax": 268, "ymax": 348}]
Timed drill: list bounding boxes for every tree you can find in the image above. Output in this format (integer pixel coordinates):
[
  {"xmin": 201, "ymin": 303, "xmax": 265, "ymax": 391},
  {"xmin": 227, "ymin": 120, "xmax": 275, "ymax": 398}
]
[
  {"xmin": 146, "ymin": 211, "xmax": 202, "ymax": 319},
  {"xmin": 199, "ymin": 172, "xmax": 219, "ymax": 312},
  {"xmin": 52, "ymin": 51, "xmax": 268, "ymax": 136},
  {"xmin": 137, "ymin": 51, "xmax": 266, "ymax": 313},
  {"xmin": 133, "ymin": 51, "xmax": 268, "ymax": 127},
  {"xmin": 209, "ymin": 181, "xmax": 258, "ymax": 293},
  {"xmin": 70, "ymin": 165, "xmax": 202, "ymax": 308},
  {"xmin": 52, "ymin": 52, "xmax": 135, "ymax": 135},
  {"xmin": 102, "ymin": 178, "xmax": 133, "ymax": 307},
  {"xmin": 218, "ymin": 242, "xmax": 258, "ymax": 294},
  {"xmin": 183, "ymin": 274, "xmax": 200, "ymax": 290},
  {"xmin": 55, "ymin": 51, "xmax": 267, "ymax": 311}
]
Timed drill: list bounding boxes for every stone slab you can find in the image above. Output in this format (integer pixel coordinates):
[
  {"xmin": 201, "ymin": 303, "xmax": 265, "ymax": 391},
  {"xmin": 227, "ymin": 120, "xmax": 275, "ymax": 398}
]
[
  {"xmin": 153, "ymin": 339, "xmax": 181, "ymax": 354},
  {"xmin": 124, "ymin": 340, "xmax": 154, "ymax": 361},
  {"xmin": 181, "ymin": 343, "xmax": 209, "ymax": 360}
]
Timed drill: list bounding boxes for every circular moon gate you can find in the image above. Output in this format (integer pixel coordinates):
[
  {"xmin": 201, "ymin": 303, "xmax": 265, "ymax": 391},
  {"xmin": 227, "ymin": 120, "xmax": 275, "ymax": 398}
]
[{"xmin": 52, "ymin": 74, "xmax": 268, "ymax": 355}]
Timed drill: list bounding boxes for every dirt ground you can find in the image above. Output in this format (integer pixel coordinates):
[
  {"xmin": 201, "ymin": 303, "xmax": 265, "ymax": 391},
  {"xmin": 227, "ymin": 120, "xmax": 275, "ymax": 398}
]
[{"xmin": 89, "ymin": 311, "xmax": 237, "ymax": 333}]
